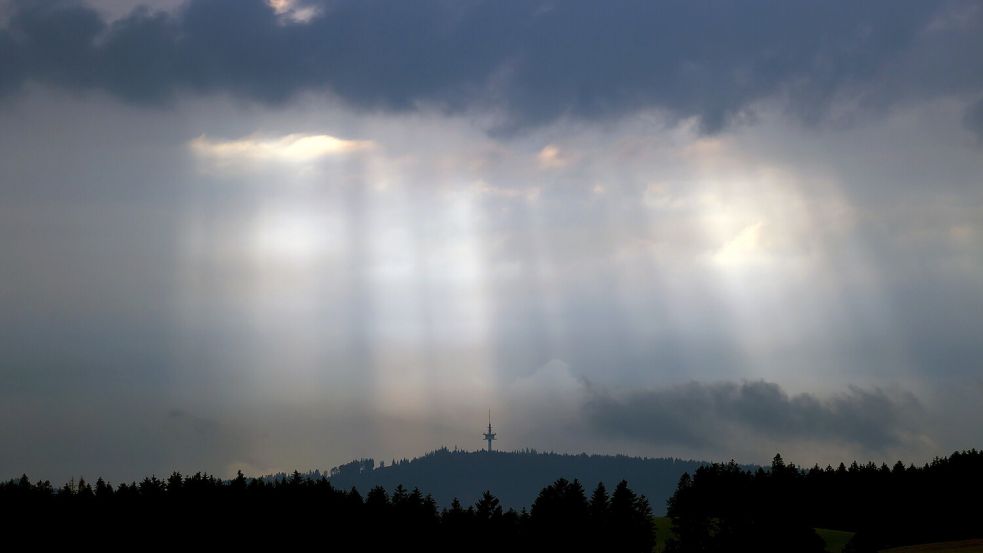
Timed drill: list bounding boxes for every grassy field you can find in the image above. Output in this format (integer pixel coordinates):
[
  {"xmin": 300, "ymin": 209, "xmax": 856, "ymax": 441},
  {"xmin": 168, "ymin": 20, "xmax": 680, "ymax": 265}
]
[
  {"xmin": 653, "ymin": 519, "xmax": 856, "ymax": 553},
  {"xmin": 653, "ymin": 516, "xmax": 672, "ymax": 553},
  {"xmin": 881, "ymin": 540, "xmax": 983, "ymax": 553},
  {"xmin": 652, "ymin": 518, "xmax": 981, "ymax": 553},
  {"xmin": 816, "ymin": 528, "xmax": 855, "ymax": 553}
]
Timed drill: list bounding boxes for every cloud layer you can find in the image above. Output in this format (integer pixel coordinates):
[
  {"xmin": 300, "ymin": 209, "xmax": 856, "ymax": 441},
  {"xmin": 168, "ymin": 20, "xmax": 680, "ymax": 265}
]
[
  {"xmin": 2, "ymin": 2, "xmax": 983, "ymax": 481},
  {"xmin": 2, "ymin": 0, "xmax": 982, "ymax": 131},
  {"xmin": 586, "ymin": 380, "xmax": 925, "ymax": 454}
]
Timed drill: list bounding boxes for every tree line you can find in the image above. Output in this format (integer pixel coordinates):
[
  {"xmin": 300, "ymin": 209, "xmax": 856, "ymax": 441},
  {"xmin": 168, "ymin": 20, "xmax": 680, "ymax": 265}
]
[
  {"xmin": 665, "ymin": 449, "xmax": 983, "ymax": 552},
  {"xmin": 0, "ymin": 470, "xmax": 654, "ymax": 551},
  {"xmin": 4, "ymin": 449, "xmax": 980, "ymax": 550}
]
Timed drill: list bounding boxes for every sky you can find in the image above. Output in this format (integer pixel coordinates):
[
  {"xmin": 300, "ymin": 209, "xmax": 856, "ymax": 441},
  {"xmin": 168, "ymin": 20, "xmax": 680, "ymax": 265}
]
[{"xmin": 1, "ymin": 0, "xmax": 982, "ymax": 482}]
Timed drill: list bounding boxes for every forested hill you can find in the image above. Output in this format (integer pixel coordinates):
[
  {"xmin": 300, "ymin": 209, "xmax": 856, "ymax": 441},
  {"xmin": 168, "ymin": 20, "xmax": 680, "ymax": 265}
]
[{"xmin": 275, "ymin": 448, "xmax": 708, "ymax": 515}]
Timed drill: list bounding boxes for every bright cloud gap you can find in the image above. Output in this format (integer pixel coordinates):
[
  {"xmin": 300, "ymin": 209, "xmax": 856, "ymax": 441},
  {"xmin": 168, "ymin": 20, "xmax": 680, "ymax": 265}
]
[{"xmin": 189, "ymin": 133, "xmax": 374, "ymax": 164}]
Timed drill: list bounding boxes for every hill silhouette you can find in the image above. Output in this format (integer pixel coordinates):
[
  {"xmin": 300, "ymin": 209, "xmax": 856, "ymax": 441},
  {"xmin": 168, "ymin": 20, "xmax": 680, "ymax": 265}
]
[{"xmin": 274, "ymin": 447, "xmax": 710, "ymax": 515}]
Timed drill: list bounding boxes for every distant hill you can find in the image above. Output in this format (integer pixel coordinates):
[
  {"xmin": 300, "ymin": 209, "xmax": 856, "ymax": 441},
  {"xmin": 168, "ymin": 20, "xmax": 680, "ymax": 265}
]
[{"xmin": 271, "ymin": 448, "xmax": 710, "ymax": 515}]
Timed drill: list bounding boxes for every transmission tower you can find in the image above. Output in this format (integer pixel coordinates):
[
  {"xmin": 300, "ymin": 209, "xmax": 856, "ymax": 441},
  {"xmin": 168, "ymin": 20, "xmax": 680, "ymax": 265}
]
[{"xmin": 483, "ymin": 410, "xmax": 496, "ymax": 452}]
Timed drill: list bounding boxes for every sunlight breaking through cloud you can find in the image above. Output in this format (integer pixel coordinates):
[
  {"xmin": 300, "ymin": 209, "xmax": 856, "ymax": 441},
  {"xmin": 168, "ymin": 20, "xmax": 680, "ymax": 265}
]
[
  {"xmin": 2, "ymin": 0, "xmax": 983, "ymax": 479},
  {"xmin": 267, "ymin": 0, "xmax": 321, "ymax": 23},
  {"xmin": 189, "ymin": 133, "xmax": 373, "ymax": 164}
]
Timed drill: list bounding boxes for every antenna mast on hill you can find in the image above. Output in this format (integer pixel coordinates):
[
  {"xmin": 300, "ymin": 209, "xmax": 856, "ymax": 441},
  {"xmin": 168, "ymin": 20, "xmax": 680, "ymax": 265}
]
[{"xmin": 483, "ymin": 410, "xmax": 496, "ymax": 452}]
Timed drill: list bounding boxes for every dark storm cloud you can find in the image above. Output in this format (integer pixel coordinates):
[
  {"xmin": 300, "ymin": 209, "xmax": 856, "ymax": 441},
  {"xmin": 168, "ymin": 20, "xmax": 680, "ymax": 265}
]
[
  {"xmin": 1, "ymin": 0, "xmax": 981, "ymax": 131},
  {"xmin": 586, "ymin": 380, "xmax": 922, "ymax": 452}
]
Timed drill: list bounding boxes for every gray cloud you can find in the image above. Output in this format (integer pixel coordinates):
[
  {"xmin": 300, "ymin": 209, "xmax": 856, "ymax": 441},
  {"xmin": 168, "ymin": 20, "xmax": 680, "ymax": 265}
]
[
  {"xmin": 965, "ymin": 96, "xmax": 983, "ymax": 141},
  {"xmin": 1, "ymin": 0, "xmax": 981, "ymax": 131},
  {"xmin": 586, "ymin": 380, "xmax": 924, "ymax": 453},
  {"xmin": 1, "ymin": 62, "xmax": 982, "ymax": 479}
]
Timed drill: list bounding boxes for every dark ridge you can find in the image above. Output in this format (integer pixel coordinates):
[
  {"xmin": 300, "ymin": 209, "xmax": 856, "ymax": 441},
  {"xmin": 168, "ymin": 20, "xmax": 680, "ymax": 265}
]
[{"xmin": 265, "ymin": 447, "xmax": 719, "ymax": 515}]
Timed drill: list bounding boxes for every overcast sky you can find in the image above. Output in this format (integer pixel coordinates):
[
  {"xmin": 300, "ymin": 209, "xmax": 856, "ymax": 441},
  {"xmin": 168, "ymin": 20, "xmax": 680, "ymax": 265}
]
[{"xmin": 2, "ymin": 0, "xmax": 982, "ymax": 482}]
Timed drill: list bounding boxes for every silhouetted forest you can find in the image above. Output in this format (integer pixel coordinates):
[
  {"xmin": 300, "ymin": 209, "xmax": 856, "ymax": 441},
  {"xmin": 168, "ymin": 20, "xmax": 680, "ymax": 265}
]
[
  {"xmin": 666, "ymin": 449, "xmax": 983, "ymax": 552},
  {"xmin": 314, "ymin": 447, "xmax": 706, "ymax": 514},
  {"xmin": 0, "ymin": 470, "xmax": 654, "ymax": 551},
  {"xmin": 4, "ymin": 449, "xmax": 981, "ymax": 550}
]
